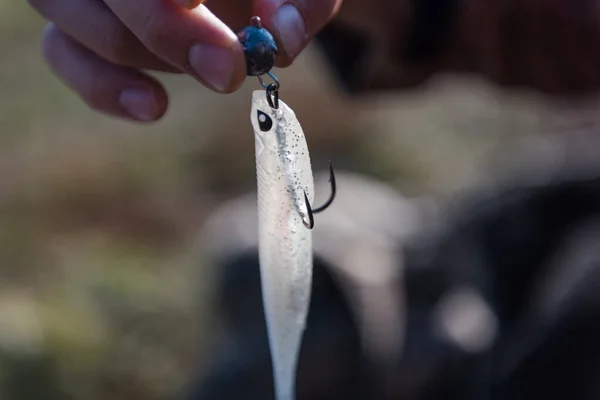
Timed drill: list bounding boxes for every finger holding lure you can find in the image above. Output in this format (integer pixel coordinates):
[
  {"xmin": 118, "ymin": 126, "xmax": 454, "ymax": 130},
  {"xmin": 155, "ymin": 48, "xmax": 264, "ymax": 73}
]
[{"xmin": 238, "ymin": 16, "xmax": 336, "ymax": 400}]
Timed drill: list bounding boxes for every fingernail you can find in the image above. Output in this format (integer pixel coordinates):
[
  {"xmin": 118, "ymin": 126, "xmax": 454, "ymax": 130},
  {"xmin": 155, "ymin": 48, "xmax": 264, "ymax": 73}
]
[
  {"xmin": 272, "ymin": 4, "xmax": 307, "ymax": 58},
  {"xmin": 119, "ymin": 89, "xmax": 160, "ymax": 121},
  {"xmin": 188, "ymin": 43, "xmax": 234, "ymax": 92}
]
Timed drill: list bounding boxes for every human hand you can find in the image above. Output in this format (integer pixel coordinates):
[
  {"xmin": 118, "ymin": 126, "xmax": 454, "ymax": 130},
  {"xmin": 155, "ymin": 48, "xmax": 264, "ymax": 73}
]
[{"xmin": 28, "ymin": 0, "xmax": 342, "ymax": 122}]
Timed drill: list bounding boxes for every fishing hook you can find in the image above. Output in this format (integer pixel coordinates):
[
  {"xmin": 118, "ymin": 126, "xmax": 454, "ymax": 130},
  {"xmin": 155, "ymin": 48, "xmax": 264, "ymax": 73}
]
[
  {"xmin": 266, "ymin": 83, "xmax": 279, "ymax": 109},
  {"xmin": 258, "ymin": 71, "xmax": 280, "ymax": 109},
  {"xmin": 302, "ymin": 161, "xmax": 337, "ymax": 229},
  {"xmin": 312, "ymin": 162, "xmax": 336, "ymax": 214}
]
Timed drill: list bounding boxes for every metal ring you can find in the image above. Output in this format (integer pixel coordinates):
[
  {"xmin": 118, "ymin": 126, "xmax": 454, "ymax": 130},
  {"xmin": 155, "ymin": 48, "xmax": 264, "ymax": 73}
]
[
  {"xmin": 257, "ymin": 71, "xmax": 280, "ymax": 91},
  {"xmin": 266, "ymin": 83, "xmax": 279, "ymax": 109}
]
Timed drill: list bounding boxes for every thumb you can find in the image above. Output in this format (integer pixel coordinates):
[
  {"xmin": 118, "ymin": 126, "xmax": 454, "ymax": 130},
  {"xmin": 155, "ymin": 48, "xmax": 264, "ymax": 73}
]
[{"xmin": 254, "ymin": 0, "xmax": 343, "ymax": 66}]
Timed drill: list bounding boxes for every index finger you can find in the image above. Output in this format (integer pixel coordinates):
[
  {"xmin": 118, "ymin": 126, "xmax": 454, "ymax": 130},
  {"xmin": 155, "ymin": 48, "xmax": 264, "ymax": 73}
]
[{"xmin": 103, "ymin": 0, "xmax": 246, "ymax": 93}]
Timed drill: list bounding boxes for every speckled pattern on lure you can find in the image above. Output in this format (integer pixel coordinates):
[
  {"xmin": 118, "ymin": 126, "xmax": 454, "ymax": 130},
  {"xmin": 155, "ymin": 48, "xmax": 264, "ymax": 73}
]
[{"xmin": 250, "ymin": 89, "xmax": 314, "ymax": 400}]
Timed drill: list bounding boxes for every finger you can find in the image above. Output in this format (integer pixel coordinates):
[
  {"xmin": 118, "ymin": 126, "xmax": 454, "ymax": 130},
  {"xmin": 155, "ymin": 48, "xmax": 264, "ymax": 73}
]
[
  {"xmin": 27, "ymin": 0, "xmax": 179, "ymax": 72},
  {"xmin": 254, "ymin": 0, "xmax": 343, "ymax": 65},
  {"xmin": 42, "ymin": 24, "xmax": 168, "ymax": 122},
  {"xmin": 103, "ymin": 0, "xmax": 246, "ymax": 93}
]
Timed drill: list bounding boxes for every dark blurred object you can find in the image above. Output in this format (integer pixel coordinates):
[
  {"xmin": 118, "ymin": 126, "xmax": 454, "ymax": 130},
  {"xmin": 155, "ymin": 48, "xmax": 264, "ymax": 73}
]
[
  {"xmin": 406, "ymin": 176, "xmax": 600, "ymax": 400},
  {"xmin": 187, "ymin": 252, "xmax": 364, "ymax": 400},
  {"xmin": 315, "ymin": 0, "xmax": 600, "ymax": 96},
  {"xmin": 189, "ymin": 171, "xmax": 600, "ymax": 399}
]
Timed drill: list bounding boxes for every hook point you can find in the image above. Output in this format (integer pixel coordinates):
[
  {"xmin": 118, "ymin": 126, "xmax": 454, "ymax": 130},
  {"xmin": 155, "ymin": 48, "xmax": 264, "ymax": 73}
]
[{"xmin": 302, "ymin": 191, "xmax": 314, "ymax": 229}]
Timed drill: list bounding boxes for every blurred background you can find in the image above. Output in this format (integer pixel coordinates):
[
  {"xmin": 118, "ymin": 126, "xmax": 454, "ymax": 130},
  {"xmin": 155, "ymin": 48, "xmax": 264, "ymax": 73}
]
[{"xmin": 3, "ymin": 2, "xmax": 600, "ymax": 399}]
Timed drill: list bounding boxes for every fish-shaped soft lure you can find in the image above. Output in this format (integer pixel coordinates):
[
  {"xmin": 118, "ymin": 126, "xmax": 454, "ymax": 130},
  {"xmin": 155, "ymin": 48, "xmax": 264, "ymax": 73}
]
[
  {"xmin": 250, "ymin": 90, "xmax": 313, "ymax": 400},
  {"xmin": 250, "ymin": 89, "xmax": 335, "ymax": 400},
  {"xmin": 238, "ymin": 15, "xmax": 335, "ymax": 400}
]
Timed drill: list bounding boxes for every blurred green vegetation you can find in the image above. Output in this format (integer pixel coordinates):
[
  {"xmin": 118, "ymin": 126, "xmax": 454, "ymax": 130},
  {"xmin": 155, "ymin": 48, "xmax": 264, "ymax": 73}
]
[
  {"xmin": 0, "ymin": 5, "xmax": 214, "ymax": 399},
  {"xmin": 1, "ymin": 1, "xmax": 595, "ymax": 399}
]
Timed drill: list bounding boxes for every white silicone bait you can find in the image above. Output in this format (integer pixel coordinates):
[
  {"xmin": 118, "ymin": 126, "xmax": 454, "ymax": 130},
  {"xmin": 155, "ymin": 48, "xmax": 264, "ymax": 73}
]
[{"xmin": 250, "ymin": 89, "xmax": 315, "ymax": 400}]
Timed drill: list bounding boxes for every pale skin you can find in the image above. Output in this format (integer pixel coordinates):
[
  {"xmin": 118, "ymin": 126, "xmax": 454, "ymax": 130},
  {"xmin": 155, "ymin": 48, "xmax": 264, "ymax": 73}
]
[{"xmin": 27, "ymin": 0, "xmax": 343, "ymax": 122}]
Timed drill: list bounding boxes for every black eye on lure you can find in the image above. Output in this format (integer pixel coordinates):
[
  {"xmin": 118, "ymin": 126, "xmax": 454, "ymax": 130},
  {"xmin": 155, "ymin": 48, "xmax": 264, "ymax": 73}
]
[{"xmin": 257, "ymin": 110, "xmax": 273, "ymax": 132}]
